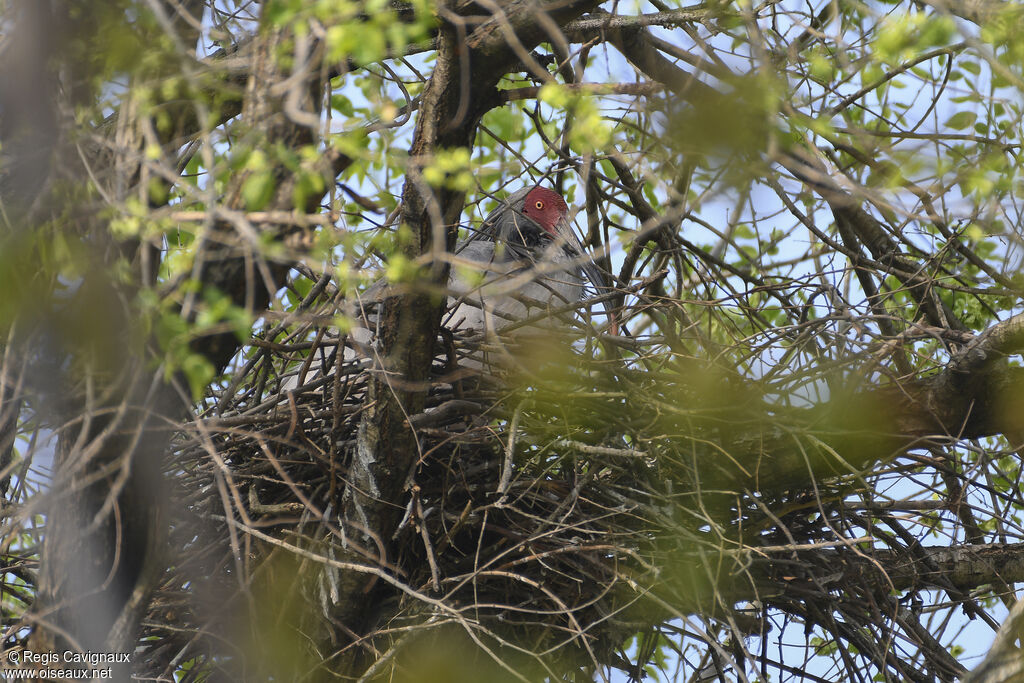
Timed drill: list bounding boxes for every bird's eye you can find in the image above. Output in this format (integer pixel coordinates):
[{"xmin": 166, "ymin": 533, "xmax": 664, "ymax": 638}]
[{"xmin": 535, "ymin": 201, "xmax": 545, "ymax": 210}]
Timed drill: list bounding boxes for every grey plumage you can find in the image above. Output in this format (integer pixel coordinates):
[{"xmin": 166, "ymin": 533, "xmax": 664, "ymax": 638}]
[
  {"xmin": 446, "ymin": 187, "xmax": 603, "ymax": 337},
  {"xmin": 280, "ymin": 187, "xmax": 610, "ymax": 391}
]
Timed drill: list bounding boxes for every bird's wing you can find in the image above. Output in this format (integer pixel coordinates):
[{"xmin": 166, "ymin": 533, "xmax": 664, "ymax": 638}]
[{"xmin": 447, "ymin": 238, "xmax": 586, "ymax": 332}]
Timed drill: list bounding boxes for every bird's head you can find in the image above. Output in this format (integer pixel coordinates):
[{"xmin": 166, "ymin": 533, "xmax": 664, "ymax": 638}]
[{"xmin": 520, "ymin": 186, "xmax": 569, "ymax": 236}]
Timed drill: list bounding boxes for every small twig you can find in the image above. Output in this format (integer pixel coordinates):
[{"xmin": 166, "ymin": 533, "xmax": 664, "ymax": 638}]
[
  {"xmin": 501, "ymin": 82, "xmax": 664, "ymax": 103},
  {"xmin": 166, "ymin": 209, "xmax": 340, "ymax": 226},
  {"xmin": 556, "ymin": 439, "xmax": 648, "ymax": 459},
  {"xmin": 496, "ymin": 402, "xmax": 523, "ymax": 503},
  {"xmin": 247, "ymin": 484, "xmax": 307, "ymax": 516},
  {"xmin": 414, "ymin": 487, "xmax": 441, "ymax": 592},
  {"xmin": 407, "ymin": 400, "xmax": 486, "ymax": 428}
]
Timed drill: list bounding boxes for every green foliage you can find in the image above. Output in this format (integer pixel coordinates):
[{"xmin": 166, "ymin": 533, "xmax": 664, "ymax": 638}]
[
  {"xmin": 384, "ymin": 253, "xmax": 418, "ymax": 283},
  {"xmin": 539, "ymin": 83, "xmax": 613, "ymax": 152},
  {"xmin": 873, "ymin": 13, "xmax": 955, "ymax": 64},
  {"xmin": 266, "ymin": 0, "xmax": 436, "ymax": 65},
  {"xmin": 422, "ymin": 147, "xmax": 474, "ymax": 190},
  {"xmin": 945, "ymin": 111, "xmax": 977, "ymax": 130},
  {"xmin": 664, "ymin": 72, "xmax": 781, "ymax": 175},
  {"xmin": 142, "ymin": 284, "xmax": 252, "ymax": 399}
]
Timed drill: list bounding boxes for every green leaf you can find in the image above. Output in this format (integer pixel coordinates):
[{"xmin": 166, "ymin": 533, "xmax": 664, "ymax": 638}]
[
  {"xmin": 945, "ymin": 111, "xmax": 977, "ymax": 130},
  {"xmin": 182, "ymin": 353, "xmax": 216, "ymax": 400},
  {"xmin": 241, "ymin": 171, "xmax": 276, "ymax": 210}
]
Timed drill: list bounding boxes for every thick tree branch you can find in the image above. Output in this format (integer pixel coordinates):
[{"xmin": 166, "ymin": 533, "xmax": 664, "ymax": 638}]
[
  {"xmin": 660, "ymin": 539, "xmax": 1024, "ymax": 629},
  {"xmin": 766, "ymin": 541, "xmax": 1024, "ymax": 595},
  {"xmin": 21, "ymin": 8, "xmax": 327, "ymax": 668},
  {"xmin": 564, "ymin": 8, "xmax": 719, "ymax": 34},
  {"xmin": 333, "ymin": 0, "xmax": 602, "ymax": 672},
  {"xmin": 686, "ymin": 312, "xmax": 1024, "ymax": 494},
  {"xmin": 965, "ymin": 595, "xmax": 1024, "ymax": 682}
]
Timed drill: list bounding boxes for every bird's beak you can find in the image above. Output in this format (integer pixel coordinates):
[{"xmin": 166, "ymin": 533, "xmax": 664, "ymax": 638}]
[{"xmin": 582, "ymin": 261, "xmax": 620, "ymax": 336}]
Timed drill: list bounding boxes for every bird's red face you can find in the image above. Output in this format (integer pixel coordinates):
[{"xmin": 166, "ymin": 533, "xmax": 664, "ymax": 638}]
[{"xmin": 521, "ymin": 187, "xmax": 569, "ymax": 236}]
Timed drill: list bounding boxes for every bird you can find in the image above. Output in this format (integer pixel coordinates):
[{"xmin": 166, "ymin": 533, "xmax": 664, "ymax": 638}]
[
  {"xmin": 280, "ymin": 185, "xmax": 614, "ymax": 391},
  {"xmin": 446, "ymin": 185, "xmax": 614, "ymax": 341}
]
